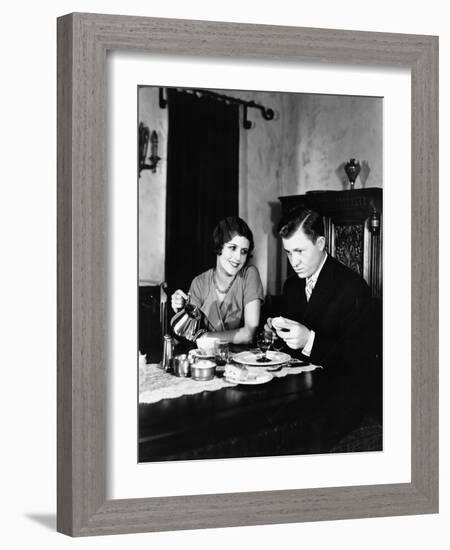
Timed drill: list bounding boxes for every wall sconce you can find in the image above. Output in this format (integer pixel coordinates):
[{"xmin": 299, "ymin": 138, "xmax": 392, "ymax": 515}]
[{"xmin": 139, "ymin": 122, "xmax": 161, "ymax": 175}]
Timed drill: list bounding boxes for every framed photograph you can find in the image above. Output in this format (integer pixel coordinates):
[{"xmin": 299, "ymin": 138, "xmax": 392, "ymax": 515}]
[
  {"xmin": 137, "ymin": 84, "xmax": 384, "ymax": 464},
  {"xmin": 57, "ymin": 13, "xmax": 438, "ymax": 536}
]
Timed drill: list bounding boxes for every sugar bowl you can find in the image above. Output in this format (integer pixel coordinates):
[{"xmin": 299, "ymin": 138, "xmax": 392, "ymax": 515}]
[{"xmin": 190, "ymin": 359, "xmax": 216, "ymax": 381}]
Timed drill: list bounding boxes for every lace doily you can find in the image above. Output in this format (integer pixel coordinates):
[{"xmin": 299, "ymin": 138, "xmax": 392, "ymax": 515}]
[{"xmin": 139, "ymin": 354, "xmax": 321, "ymax": 405}]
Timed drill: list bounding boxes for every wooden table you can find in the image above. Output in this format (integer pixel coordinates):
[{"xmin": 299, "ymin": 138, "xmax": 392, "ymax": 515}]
[{"xmin": 139, "ymin": 360, "xmax": 382, "ymax": 462}]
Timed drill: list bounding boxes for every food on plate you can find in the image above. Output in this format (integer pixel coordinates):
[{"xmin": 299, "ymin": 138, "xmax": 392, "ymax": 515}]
[{"xmin": 224, "ymin": 363, "xmax": 249, "ymax": 381}]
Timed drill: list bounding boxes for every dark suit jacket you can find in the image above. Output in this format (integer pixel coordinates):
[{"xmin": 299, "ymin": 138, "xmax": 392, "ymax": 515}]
[{"xmin": 280, "ymin": 256, "xmax": 380, "ymax": 369}]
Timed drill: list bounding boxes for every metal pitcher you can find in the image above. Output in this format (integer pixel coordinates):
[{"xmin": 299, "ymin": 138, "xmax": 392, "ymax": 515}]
[{"xmin": 170, "ymin": 295, "xmax": 205, "ymax": 342}]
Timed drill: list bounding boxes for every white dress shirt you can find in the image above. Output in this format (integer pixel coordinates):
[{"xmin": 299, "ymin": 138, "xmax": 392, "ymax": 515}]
[{"xmin": 302, "ymin": 252, "xmax": 327, "ymax": 356}]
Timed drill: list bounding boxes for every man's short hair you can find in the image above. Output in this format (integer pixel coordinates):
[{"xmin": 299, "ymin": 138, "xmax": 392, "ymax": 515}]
[
  {"xmin": 277, "ymin": 206, "xmax": 325, "ymax": 243},
  {"xmin": 212, "ymin": 216, "xmax": 255, "ymax": 260}
]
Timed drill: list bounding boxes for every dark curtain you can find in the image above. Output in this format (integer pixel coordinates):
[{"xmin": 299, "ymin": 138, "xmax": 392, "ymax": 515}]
[{"xmin": 165, "ymin": 89, "xmax": 239, "ymax": 294}]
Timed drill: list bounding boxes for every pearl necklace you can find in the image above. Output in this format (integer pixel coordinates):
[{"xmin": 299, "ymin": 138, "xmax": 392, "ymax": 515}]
[{"xmin": 213, "ymin": 270, "xmax": 236, "ymax": 294}]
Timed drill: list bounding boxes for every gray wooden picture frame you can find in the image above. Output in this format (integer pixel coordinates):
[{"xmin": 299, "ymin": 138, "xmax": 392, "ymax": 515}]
[{"xmin": 57, "ymin": 12, "xmax": 438, "ymax": 537}]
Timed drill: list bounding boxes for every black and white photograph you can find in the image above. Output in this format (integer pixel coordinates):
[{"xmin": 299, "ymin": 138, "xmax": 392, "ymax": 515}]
[{"xmin": 138, "ymin": 85, "xmax": 383, "ymax": 462}]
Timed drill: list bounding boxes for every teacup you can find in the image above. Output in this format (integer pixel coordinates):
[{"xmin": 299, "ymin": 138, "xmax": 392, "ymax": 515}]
[{"xmin": 196, "ymin": 335, "xmax": 220, "ymax": 355}]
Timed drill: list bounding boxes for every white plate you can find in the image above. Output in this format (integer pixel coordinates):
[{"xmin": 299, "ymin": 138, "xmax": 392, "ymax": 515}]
[
  {"xmin": 224, "ymin": 372, "xmax": 273, "ymax": 385},
  {"xmin": 232, "ymin": 350, "xmax": 291, "ymax": 367}
]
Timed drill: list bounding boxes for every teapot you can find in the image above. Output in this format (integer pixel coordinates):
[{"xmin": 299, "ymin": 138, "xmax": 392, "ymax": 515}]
[{"xmin": 170, "ymin": 295, "xmax": 205, "ymax": 342}]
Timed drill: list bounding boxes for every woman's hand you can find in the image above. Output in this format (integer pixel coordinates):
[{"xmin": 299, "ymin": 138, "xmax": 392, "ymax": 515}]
[{"xmin": 171, "ymin": 289, "xmax": 189, "ymax": 313}]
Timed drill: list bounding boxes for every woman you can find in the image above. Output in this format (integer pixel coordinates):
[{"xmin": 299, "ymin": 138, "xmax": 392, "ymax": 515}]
[{"xmin": 171, "ymin": 216, "xmax": 264, "ymax": 344}]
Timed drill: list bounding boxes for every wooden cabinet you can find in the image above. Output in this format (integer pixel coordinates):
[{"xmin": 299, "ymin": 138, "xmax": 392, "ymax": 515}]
[{"xmin": 279, "ymin": 188, "xmax": 382, "ymax": 298}]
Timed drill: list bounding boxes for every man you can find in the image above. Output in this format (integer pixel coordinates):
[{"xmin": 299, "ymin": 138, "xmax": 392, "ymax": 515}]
[{"xmin": 267, "ymin": 207, "xmax": 380, "ymax": 370}]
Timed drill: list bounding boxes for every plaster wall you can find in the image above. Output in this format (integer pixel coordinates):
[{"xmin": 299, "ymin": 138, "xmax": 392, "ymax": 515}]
[
  {"xmin": 138, "ymin": 86, "xmax": 168, "ymax": 285},
  {"xmin": 295, "ymin": 93, "xmax": 383, "ymax": 193}
]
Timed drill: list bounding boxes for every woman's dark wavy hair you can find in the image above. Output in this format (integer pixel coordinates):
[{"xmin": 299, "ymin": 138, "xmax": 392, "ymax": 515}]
[
  {"xmin": 212, "ymin": 216, "xmax": 254, "ymax": 262},
  {"xmin": 277, "ymin": 206, "xmax": 325, "ymax": 243}
]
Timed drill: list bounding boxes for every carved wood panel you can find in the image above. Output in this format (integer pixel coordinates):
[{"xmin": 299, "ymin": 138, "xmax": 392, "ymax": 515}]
[{"xmin": 333, "ymin": 223, "xmax": 364, "ymax": 276}]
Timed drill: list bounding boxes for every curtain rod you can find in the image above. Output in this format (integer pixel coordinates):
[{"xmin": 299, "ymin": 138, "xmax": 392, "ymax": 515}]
[{"xmin": 158, "ymin": 87, "xmax": 275, "ymax": 129}]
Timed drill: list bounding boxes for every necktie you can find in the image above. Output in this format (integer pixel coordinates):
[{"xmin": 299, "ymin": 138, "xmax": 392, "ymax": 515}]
[{"xmin": 305, "ymin": 278, "xmax": 315, "ymax": 302}]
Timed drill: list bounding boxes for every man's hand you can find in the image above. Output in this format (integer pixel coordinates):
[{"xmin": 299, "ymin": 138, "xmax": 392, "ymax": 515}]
[
  {"xmin": 264, "ymin": 317, "xmax": 274, "ymax": 333},
  {"xmin": 271, "ymin": 316, "xmax": 310, "ymax": 350}
]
